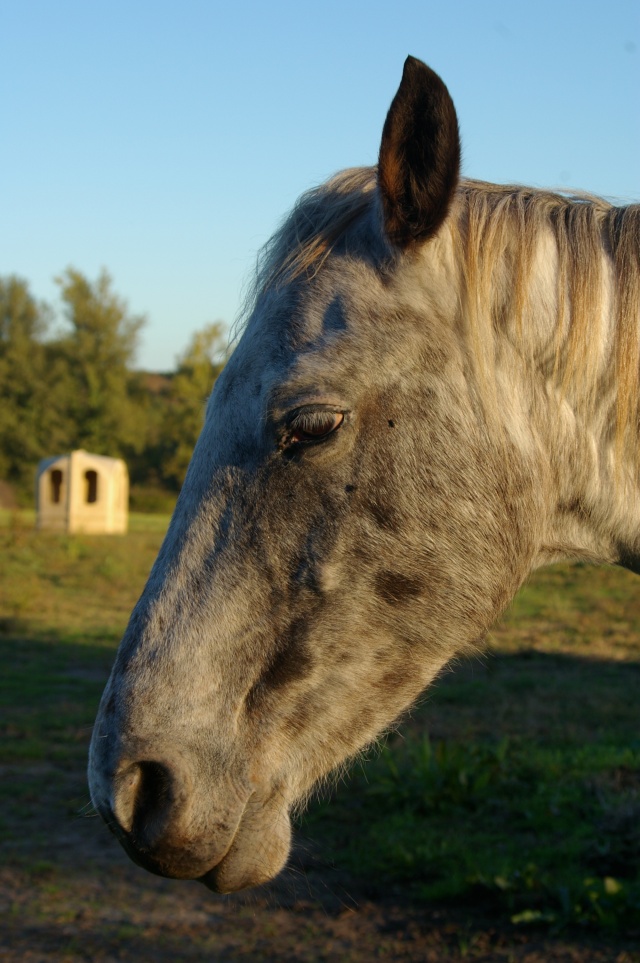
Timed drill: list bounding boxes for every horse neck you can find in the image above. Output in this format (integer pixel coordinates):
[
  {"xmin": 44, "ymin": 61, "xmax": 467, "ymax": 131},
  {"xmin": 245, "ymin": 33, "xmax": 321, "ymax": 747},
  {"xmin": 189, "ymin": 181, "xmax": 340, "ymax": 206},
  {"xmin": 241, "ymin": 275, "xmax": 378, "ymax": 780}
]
[{"xmin": 483, "ymin": 224, "xmax": 640, "ymax": 573}]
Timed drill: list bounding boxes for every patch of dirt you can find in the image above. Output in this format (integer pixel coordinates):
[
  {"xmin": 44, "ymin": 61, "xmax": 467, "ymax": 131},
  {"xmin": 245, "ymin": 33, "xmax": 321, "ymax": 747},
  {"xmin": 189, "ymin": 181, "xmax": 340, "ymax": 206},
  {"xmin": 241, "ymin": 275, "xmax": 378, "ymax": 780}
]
[{"xmin": 1, "ymin": 814, "xmax": 639, "ymax": 963}]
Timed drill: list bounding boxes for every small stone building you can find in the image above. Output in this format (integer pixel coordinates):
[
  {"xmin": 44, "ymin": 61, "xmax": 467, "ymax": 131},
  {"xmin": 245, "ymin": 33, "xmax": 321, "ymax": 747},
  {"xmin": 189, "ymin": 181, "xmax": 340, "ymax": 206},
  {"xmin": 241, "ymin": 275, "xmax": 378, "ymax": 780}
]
[{"xmin": 36, "ymin": 450, "xmax": 128, "ymax": 534}]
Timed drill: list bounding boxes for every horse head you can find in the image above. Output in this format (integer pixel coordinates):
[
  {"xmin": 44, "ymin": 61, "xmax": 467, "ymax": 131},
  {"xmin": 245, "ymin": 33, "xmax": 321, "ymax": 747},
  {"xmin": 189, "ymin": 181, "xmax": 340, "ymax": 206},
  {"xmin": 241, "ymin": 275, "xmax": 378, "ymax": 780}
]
[{"xmin": 88, "ymin": 57, "xmax": 639, "ymax": 891}]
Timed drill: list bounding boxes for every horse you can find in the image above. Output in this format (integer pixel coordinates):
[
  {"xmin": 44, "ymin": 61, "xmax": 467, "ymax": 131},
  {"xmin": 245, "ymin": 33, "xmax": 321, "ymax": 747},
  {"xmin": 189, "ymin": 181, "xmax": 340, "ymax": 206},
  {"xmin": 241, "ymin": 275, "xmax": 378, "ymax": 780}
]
[{"xmin": 88, "ymin": 56, "xmax": 640, "ymax": 894}]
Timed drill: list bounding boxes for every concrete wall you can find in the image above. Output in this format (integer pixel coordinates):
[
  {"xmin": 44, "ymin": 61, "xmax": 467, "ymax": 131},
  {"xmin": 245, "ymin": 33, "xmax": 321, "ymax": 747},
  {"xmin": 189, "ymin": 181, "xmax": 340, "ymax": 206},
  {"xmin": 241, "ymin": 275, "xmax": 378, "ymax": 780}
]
[{"xmin": 36, "ymin": 450, "xmax": 128, "ymax": 534}]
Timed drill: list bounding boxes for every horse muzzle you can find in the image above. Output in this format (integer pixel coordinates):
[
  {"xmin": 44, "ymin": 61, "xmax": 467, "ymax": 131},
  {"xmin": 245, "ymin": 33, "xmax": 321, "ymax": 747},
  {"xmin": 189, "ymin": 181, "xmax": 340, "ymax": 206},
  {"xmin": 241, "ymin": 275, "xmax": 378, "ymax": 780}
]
[{"xmin": 88, "ymin": 744, "xmax": 291, "ymax": 891}]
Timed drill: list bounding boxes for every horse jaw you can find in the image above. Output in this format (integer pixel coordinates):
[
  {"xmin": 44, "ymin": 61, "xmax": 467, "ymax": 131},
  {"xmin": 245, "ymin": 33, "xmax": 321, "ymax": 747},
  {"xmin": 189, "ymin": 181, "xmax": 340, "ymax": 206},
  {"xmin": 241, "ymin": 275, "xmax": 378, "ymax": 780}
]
[{"xmin": 200, "ymin": 792, "xmax": 292, "ymax": 893}]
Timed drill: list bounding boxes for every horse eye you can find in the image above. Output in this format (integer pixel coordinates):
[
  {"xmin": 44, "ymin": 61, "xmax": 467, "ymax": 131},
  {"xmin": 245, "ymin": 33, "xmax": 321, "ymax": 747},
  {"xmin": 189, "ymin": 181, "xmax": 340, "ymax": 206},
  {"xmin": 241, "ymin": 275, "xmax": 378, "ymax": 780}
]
[{"xmin": 288, "ymin": 410, "xmax": 344, "ymax": 444}]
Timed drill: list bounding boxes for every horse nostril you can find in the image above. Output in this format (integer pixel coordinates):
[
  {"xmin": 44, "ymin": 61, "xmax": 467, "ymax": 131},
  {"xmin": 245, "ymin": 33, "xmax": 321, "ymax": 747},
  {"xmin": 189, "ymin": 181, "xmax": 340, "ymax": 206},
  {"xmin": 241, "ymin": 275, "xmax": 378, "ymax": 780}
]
[
  {"xmin": 133, "ymin": 761, "xmax": 174, "ymax": 837},
  {"xmin": 112, "ymin": 760, "xmax": 176, "ymax": 847}
]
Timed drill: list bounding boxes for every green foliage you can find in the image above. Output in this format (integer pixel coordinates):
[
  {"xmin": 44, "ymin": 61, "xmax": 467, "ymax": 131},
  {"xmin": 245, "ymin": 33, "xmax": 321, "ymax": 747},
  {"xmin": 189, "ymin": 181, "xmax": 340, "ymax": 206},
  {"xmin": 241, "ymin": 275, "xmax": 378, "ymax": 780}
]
[
  {"xmin": 0, "ymin": 277, "xmax": 52, "ymax": 490},
  {"xmin": 128, "ymin": 485, "xmax": 178, "ymax": 515},
  {"xmin": 51, "ymin": 268, "xmax": 145, "ymax": 455},
  {"xmin": 158, "ymin": 323, "xmax": 227, "ymax": 489},
  {"xmin": 0, "ymin": 270, "xmax": 228, "ymax": 505},
  {"xmin": 304, "ymin": 734, "xmax": 640, "ymax": 931},
  {"xmin": 123, "ymin": 323, "xmax": 228, "ymax": 493}
]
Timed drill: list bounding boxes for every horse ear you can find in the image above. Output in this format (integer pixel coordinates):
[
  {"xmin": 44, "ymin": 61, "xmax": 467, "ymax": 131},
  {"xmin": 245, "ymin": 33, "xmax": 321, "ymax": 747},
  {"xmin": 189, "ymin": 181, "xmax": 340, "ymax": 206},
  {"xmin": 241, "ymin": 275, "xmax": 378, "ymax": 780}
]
[{"xmin": 378, "ymin": 56, "xmax": 461, "ymax": 249}]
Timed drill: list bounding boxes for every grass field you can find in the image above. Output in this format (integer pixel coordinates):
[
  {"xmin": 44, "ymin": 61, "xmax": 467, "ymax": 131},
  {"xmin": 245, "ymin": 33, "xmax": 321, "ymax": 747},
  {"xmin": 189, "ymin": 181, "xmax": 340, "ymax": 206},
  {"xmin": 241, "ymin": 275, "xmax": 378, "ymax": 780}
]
[{"xmin": 1, "ymin": 510, "xmax": 639, "ymax": 961}]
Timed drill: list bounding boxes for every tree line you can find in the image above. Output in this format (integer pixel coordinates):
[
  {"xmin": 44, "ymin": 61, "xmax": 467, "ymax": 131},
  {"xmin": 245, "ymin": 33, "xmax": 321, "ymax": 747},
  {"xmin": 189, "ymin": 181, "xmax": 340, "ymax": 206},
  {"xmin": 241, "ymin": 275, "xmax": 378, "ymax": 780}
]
[{"xmin": 0, "ymin": 269, "xmax": 226, "ymax": 509}]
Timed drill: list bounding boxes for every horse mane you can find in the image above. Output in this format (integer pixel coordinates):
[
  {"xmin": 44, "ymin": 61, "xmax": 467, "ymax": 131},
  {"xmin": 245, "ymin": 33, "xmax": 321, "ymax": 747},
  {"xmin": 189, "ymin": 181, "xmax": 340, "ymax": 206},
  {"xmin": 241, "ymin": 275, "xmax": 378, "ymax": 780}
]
[
  {"xmin": 456, "ymin": 181, "xmax": 640, "ymax": 466},
  {"xmin": 243, "ymin": 167, "xmax": 640, "ymax": 467}
]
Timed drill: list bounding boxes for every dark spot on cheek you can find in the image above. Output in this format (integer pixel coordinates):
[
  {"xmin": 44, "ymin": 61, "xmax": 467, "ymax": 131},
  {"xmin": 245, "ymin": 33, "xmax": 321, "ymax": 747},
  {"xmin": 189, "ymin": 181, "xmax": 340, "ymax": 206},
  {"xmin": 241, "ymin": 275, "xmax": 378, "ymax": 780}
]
[
  {"xmin": 264, "ymin": 639, "xmax": 313, "ymax": 689},
  {"xmin": 374, "ymin": 665, "xmax": 412, "ymax": 693},
  {"xmin": 388, "ymin": 419, "xmax": 395, "ymax": 428},
  {"xmin": 364, "ymin": 498, "xmax": 399, "ymax": 531},
  {"xmin": 293, "ymin": 557, "xmax": 322, "ymax": 596},
  {"xmin": 245, "ymin": 617, "xmax": 315, "ymax": 713},
  {"xmin": 322, "ymin": 296, "xmax": 348, "ymax": 334},
  {"xmin": 375, "ymin": 570, "xmax": 425, "ymax": 605},
  {"xmin": 345, "ymin": 484, "xmax": 357, "ymax": 494}
]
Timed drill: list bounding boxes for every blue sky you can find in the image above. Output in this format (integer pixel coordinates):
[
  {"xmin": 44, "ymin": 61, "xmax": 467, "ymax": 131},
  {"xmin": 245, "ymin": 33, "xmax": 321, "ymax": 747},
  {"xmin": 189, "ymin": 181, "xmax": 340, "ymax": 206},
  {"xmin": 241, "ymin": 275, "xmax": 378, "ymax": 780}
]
[{"xmin": 1, "ymin": 0, "xmax": 638, "ymax": 371}]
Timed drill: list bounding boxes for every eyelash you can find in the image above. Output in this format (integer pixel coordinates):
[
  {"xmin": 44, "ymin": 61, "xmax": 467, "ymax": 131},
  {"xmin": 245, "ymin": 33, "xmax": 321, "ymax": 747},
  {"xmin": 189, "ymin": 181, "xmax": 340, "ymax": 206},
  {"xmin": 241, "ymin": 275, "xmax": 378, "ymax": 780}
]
[{"xmin": 286, "ymin": 409, "xmax": 345, "ymax": 445}]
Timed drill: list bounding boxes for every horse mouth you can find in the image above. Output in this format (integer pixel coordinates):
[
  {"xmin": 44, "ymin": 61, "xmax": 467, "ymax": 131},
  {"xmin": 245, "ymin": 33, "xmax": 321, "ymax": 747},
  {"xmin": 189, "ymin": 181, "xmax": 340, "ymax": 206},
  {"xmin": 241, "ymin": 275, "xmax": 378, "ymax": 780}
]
[
  {"xmin": 198, "ymin": 791, "xmax": 292, "ymax": 893},
  {"xmin": 98, "ymin": 781, "xmax": 292, "ymax": 893}
]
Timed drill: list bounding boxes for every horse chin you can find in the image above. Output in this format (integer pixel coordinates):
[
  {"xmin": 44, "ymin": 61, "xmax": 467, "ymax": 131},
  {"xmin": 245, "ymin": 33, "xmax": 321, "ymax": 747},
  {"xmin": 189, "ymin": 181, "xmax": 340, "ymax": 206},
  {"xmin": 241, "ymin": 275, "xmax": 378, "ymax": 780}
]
[{"xmin": 199, "ymin": 794, "xmax": 292, "ymax": 894}]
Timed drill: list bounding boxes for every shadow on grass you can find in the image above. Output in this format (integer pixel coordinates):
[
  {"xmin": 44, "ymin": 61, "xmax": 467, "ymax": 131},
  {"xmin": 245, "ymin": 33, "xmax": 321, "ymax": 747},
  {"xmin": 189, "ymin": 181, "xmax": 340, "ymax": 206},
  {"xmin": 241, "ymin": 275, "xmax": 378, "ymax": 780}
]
[
  {"xmin": 1, "ymin": 630, "xmax": 639, "ymax": 959},
  {"xmin": 301, "ymin": 649, "xmax": 640, "ymax": 933}
]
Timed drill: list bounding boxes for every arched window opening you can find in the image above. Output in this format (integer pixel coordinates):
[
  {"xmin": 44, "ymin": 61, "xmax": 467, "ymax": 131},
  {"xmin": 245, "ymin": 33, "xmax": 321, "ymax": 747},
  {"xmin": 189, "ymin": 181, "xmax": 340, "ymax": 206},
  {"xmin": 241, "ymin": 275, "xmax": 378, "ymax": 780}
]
[
  {"xmin": 50, "ymin": 469, "xmax": 63, "ymax": 505},
  {"xmin": 85, "ymin": 469, "xmax": 98, "ymax": 504}
]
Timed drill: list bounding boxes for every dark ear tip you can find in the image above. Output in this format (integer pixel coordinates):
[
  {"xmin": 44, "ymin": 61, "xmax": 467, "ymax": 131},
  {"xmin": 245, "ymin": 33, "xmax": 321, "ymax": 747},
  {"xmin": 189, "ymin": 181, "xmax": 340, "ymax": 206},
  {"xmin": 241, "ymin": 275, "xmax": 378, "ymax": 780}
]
[
  {"xmin": 403, "ymin": 55, "xmax": 425, "ymax": 72},
  {"xmin": 402, "ymin": 55, "xmax": 448, "ymax": 91},
  {"xmin": 401, "ymin": 56, "xmax": 425, "ymax": 85}
]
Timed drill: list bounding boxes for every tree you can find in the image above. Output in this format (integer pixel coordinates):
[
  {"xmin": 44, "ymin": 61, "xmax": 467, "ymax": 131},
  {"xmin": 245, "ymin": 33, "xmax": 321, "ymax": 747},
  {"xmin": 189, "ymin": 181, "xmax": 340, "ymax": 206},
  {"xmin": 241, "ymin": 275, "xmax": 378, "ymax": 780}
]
[
  {"xmin": 53, "ymin": 268, "xmax": 146, "ymax": 454},
  {"xmin": 160, "ymin": 322, "xmax": 227, "ymax": 489},
  {"xmin": 0, "ymin": 276, "xmax": 51, "ymax": 488}
]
